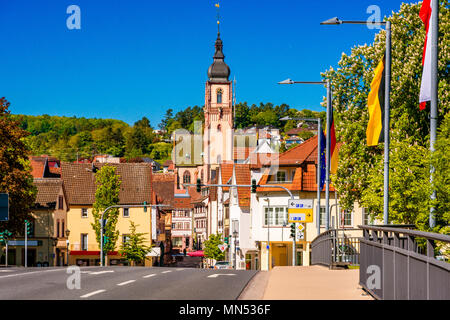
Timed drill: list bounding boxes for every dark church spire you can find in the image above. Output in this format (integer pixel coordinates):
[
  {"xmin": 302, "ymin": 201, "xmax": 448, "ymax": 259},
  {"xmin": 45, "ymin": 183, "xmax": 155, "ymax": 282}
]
[{"xmin": 207, "ymin": 3, "xmax": 230, "ymax": 82}]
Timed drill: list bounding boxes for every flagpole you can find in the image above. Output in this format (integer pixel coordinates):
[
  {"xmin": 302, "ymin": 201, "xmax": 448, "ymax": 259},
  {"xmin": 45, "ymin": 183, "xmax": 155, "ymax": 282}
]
[
  {"xmin": 317, "ymin": 119, "xmax": 322, "ymax": 236},
  {"xmin": 383, "ymin": 21, "xmax": 391, "ymax": 225},
  {"xmin": 325, "ymin": 79, "xmax": 331, "ymax": 231},
  {"xmin": 429, "ymin": 0, "xmax": 438, "ymax": 229}
]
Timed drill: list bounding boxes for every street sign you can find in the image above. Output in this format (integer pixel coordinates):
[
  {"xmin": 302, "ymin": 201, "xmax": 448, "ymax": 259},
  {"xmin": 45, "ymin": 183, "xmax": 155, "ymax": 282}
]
[
  {"xmin": 288, "ymin": 199, "xmax": 313, "ymax": 223},
  {"xmin": 296, "ymin": 223, "xmax": 305, "ymax": 240},
  {"xmin": 0, "ymin": 193, "xmax": 9, "ymax": 222},
  {"xmin": 218, "ymin": 244, "xmax": 228, "ymax": 252}
]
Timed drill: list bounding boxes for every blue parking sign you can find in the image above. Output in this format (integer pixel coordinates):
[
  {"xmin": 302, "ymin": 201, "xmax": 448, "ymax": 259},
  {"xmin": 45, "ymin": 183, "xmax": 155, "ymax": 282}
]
[{"xmin": 0, "ymin": 193, "xmax": 9, "ymax": 221}]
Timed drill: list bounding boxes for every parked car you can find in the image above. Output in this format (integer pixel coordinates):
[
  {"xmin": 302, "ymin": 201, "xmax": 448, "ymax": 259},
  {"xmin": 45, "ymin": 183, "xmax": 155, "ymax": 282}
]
[{"xmin": 214, "ymin": 261, "xmax": 232, "ymax": 270}]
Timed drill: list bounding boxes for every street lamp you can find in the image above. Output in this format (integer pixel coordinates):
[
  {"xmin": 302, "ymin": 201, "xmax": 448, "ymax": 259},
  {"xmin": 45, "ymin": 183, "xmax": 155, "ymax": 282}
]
[
  {"xmin": 278, "ymin": 79, "xmax": 331, "ymax": 232},
  {"xmin": 65, "ymin": 229, "xmax": 70, "ymax": 266},
  {"xmin": 321, "ymin": 17, "xmax": 392, "ymax": 226}
]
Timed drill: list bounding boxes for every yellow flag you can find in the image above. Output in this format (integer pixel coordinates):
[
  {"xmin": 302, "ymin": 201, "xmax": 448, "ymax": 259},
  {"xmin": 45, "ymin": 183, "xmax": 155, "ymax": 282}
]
[
  {"xmin": 215, "ymin": 3, "xmax": 220, "ymax": 8},
  {"xmin": 366, "ymin": 57, "xmax": 385, "ymax": 146}
]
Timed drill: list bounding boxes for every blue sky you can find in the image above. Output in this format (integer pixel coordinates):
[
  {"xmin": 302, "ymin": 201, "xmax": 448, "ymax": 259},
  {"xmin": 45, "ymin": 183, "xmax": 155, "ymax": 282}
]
[{"xmin": 0, "ymin": 0, "xmax": 409, "ymax": 127}]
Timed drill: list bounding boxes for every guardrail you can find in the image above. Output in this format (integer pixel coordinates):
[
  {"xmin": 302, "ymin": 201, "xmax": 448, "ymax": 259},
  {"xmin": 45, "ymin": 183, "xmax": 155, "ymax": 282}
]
[
  {"xmin": 311, "ymin": 228, "xmax": 362, "ymax": 268},
  {"xmin": 359, "ymin": 225, "xmax": 450, "ymax": 300}
]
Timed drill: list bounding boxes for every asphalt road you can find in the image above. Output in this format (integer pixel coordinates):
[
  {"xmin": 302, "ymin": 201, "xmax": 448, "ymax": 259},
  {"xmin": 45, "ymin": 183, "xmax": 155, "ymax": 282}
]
[{"xmin": 0, "ymin": 266, "xmax": 258, "ymax": 300}]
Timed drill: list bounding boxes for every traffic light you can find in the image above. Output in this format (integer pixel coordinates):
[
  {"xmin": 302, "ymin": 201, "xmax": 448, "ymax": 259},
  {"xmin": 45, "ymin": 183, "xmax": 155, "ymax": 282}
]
[
  {"xmin": 196, "ymin": 178, "xmax": 202, "ymax": 193},
  {"xmin": 0, "ymin": 232, "xmax": 5, "ymax": 245},
  {"xmin": 143, "ymin": 201, "xmax": 147, "ymax": 213},
  {"xmin": 290, "ymin": 224, "xmax": 296, "ymax": 238},
  {"xmin": 251, "ymin": 179, "xmax": 257, "ymax": 193},
  {"xmin": 224, "ymin": 236, "xmax": 229, "ymax": 245},
  {"xmin": 103, "ymin": 235, "xmax": 109, "ymax": 246},
  {"xmin": 25, "ymin": 220, "xmax": 32, "ymax": 236}
]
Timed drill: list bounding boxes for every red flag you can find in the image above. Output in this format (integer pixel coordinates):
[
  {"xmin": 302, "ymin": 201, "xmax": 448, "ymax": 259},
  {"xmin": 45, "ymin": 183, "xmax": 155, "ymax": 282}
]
[{"xmin": 419, "ymin": 0, "xmax": 433, "ymax": 110}]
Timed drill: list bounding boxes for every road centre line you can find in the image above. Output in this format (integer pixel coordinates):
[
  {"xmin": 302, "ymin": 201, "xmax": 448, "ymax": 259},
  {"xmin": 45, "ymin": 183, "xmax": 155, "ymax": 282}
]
[
  {"xmin": 143, "ymin": 274, "xmax": 156, "ymax": 278},
  {"xmin": 117, "ymin": 280, "xmax": 136, "ymax": 286},
  {"xmin": 161, "ymin": 270, "xmax": 172, "ymax": 273},
  {"xmin": 80, "ymin": 290, "xmax": 106, "ymax": 298}
]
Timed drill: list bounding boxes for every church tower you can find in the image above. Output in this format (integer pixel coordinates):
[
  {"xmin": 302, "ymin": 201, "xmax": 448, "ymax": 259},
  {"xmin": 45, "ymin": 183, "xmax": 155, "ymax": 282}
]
[{"xmin": 202, "ymin": 30, "xmax": 233, "ymax": 182}]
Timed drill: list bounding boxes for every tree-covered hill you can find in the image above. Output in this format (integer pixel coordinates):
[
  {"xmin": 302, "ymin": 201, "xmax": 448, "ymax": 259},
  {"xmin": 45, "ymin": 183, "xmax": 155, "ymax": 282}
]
[{"xmin": 11, "ymin": 103, "xmax": 325, "ymax": 163}]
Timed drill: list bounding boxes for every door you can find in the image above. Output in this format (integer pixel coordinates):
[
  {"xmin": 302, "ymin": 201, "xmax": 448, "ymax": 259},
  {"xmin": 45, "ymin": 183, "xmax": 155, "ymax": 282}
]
[{"xmin": 21, "ymin": 248, "xmax": 36, "ymax": 267}]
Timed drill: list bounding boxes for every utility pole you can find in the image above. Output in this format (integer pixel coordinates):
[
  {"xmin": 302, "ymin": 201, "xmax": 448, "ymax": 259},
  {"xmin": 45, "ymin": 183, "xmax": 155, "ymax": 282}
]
[{"xmin": 24, "ymin": 220, "xmax": 28, "ymax": 268}]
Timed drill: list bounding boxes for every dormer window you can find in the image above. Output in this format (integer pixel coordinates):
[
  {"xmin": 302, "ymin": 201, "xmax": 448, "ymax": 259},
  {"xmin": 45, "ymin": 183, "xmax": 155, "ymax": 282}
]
[{"xmin": 217, "ymin": 88, "xmax": 223, "ymax": 104}]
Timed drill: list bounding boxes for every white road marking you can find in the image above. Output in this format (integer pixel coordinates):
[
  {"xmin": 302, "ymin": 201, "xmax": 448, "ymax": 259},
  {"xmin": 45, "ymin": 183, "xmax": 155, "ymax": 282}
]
[
  {"xmin": 0, "ymin": 270, "xmax": 13, "ymax": 273},
  {"xmin": 117, "ymin": 280, "xmax": 136, "ymax": 286},
  {"xmin": 207, "ymin": 274, "xmax": 236, "ymax": 278},
  {"xmin": 80, "ymin": 290, "xmax": 106, "ymax": 298},
  {"xmin": 0, "ymin": 268, "xmax": 62, "ymax": 279},
  {"xmin": 143, "ymin": 274, "xmax": 156, "ymax": 278},
  {"xmin": 176, "ymin": 268, "xmax": 185, "ymax": 271},
  {"xmin": 161, "ymin": 271, "xmax": 172, "ymax": 274},
  {"xmin": 89, "ymin": 271, "xmax": 115, "ymax": 275}
]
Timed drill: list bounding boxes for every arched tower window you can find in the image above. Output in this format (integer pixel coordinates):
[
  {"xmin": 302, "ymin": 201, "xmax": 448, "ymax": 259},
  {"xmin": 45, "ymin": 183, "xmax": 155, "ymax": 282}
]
[
  {"xmin": 216, "ymin": 88, "xmax": 223, "ymax": 104},
  {"xmin": 183, "ymin": 171, "xmax": 191, "ymax": 184},
  {"xmin": 217, "ymin": 124, "xmax": 221, "ymax": 132}
]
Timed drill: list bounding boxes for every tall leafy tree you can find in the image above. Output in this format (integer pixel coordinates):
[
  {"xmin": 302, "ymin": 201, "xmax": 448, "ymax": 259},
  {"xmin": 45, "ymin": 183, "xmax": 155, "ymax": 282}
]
[
  {"xmin": 91, "ymin": 165, "xmax": 121, "ymax": 260},
  {"xmin": 0, "ymin": 98, "xmax": 36, "ymax": 234}
]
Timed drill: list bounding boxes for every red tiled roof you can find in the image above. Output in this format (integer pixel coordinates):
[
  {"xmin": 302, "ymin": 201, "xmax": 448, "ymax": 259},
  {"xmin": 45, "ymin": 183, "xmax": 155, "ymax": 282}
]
[
  {"xmin": 233, "ymin": 147, "xmax": 256, "ymax": 160},
  {"xmin": 235, "ymin": 164, "xmax": 251, "ymax": 209},
  {"xmin": 61, "ymin": 163, "xmax": 152, "ymax": 205},
  {"xmin": 152, "ymin": 173, "xmax": 176, "ymax": 208},
  {"xmin": 30, "ymin": 157, "xmax": 46, "ymax": 178},
  {"xmin": 34, "ymin": 178, "xmax": 64, "ymax": 209},
  {"xmin": 257, "ymin": 135, "xmax": 337, "ymax": 192},
  {"xmin": 220, "ymin": 163, "xmax": 233, "ymax": 192}
]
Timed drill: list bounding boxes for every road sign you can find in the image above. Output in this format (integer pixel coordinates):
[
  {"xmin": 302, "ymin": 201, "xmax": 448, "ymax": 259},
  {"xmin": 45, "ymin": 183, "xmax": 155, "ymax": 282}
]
[
  {"xmin": 296, "ymin": 224, "xmax": 305, "ymax": 240},
  {"xmin": 218, "ymin": 244, "xmax": 228, "ymax": 252},
  {"xmin": 288, "ymin": 199, "xmax": 313, "ymax": 223},
  {"xmin": 0, "ymin": 193, "xmax": 9, "ymax": 222}
]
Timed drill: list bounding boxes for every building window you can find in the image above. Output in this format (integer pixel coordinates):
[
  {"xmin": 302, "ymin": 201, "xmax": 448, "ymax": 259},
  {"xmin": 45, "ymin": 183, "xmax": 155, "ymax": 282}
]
[
  {"xmin": 343, "ymin": 210, "xmax": 352, "ymax": 227},
  {"xmin": 276, "ymin": 171, "xmax": 287, "ymax": 182},
  {"xmin": 123, "ymin": 208, "xmax": 129, "ymax": 218},
  {"xmin": 362, "ymin": 208, "xmax": 372, "ymax": 225},
  {"xmin": 319, "ymin": 206, "xmax": 326, "ymax": 226},
  {"xmin": 172, "ymin": 223, "xmax": 176, "ymax": 229},
  {"xmin": 58, "ymin": 196, "xmax": 63, "ymax": 210},
  {"xmin": 62, "ymin": 220, "xmax": 65, "ymax": 237},
  {"xmin": 81, "ymin": 234, "xmax": 88, "ymax": 251},
  {"xmin": 217, "ymin": 124, "xmax": 221, "ymax": 132},
  {"xmin": 264, "ymin": 207, "xmax": 288, "ymax": 226},
  {"xmin": 122, "ymin": 234, "xmax": 130, "ymax": 244},
  {"xmin": 183, "ymin": 171, "xmax": 191, "ymax": 184},
  {"xmin": 56, "ymin": 220, "xmax": 60, "ymax": 238},
  {"xmin": 81, "ymin": 208, "xmax": 88, "ymax": 218},
  {"xmin": 217, "ymin": 88, "xmax": 223, "ymax": 104}
]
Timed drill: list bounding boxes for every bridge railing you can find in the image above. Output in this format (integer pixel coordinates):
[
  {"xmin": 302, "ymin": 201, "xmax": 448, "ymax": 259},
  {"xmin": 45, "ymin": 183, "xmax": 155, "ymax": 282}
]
[
  {"xmin": 359, "ymin": 225, "xmax": 450, "ymax": 300},
  {"xmin": 311, "ymin": 228, "xmax": 362, "ymax": 268}
]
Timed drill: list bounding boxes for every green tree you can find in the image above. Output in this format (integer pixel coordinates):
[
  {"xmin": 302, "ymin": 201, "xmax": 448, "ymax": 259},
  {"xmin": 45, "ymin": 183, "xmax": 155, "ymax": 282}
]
[
  {"xmin": 119, "ymin": 221, "xmax": 152, "ymax": 265},
  {"xmin": 203, "ymin": 233, "xmax": 225, "ymax": 262},
  {"xmin": 0, "ymin": 98, "xmax": 37, "ymax": 234},
  {"xmin": 91, "ymin": 165, "xmax": 121, "ymax": 262}
]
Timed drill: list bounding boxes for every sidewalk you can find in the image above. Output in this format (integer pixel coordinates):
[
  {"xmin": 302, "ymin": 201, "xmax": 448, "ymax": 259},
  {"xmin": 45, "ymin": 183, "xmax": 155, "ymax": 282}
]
[{"xmin": 239, "ymin": 266, "xmax": 373, "ymax": 300}]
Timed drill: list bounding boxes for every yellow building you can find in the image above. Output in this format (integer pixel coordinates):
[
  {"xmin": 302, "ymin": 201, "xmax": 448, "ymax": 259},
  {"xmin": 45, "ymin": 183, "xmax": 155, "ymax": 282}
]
[
  {"xmin": 61, "ymin": 163, "xmax": 154, "ymax": 267},
  {"xmin": 2, "ymin": 178, "xmax": 69, "ymax": 267}
]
